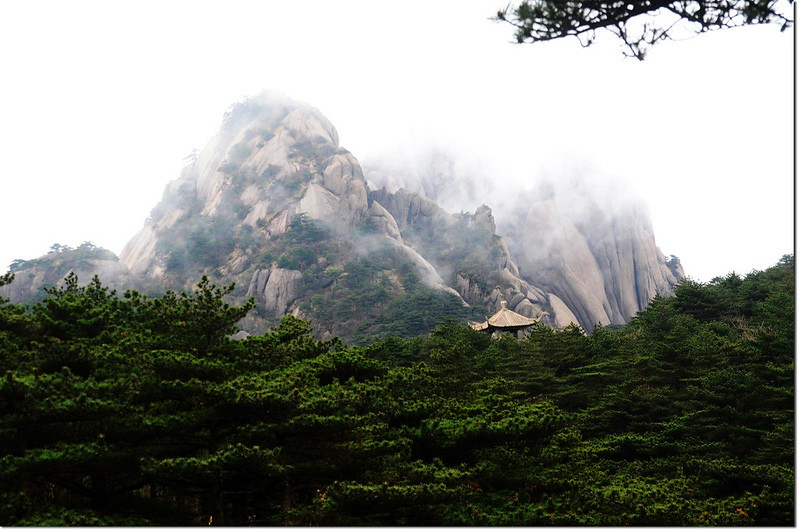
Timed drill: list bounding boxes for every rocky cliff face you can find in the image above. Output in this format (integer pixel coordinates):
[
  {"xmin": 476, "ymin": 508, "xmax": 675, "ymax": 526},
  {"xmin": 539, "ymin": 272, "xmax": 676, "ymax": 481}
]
[
  {"xmin": 3, "ymin": 93, "xmax": 683, "ymax": 338},
  {"xmin": 1, "ymin": 243, "xmax": 136, "ymax": 303},
  {"xmin": 114, "ymin": 93, "xmax": 475, "ymax": 338},
  {"xmin": 121, "ymin": 94, "xmax": 355, "ymax": 282},
  {"xmin": 366, "ymin": 158, "xmax": 684, "ymax": 331},
  {"xmin": 368, "ymin": 187, "xmax": 562, "ymax": 326},
  {"xmin": 497, "ymin": 180, "xmax": 684, "ymax": 329}
]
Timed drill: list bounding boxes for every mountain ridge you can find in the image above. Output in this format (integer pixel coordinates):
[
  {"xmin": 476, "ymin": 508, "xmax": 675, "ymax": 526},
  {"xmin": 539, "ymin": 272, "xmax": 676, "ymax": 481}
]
[{"xmin": 3, "ymin": 93, "xmax": 684, "ymax": 341}]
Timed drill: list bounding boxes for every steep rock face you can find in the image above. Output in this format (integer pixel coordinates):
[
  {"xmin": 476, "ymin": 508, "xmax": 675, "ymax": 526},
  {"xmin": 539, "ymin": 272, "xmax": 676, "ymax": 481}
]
[
  {"xmin": 120, "ymin": 95, "xmax": 347, "ymax": 282},
  {"xmin": 120, "ymin": 94, "xmax": 446, "ymax": 295},
  {"xmin": 575, "ymin": 203, "xmax": 684, "ymax": 320},
  {"xmin": 367, "ymin": 161, "xmax": 684, "ymax": 331},
  {"xmin": 370, "ymin": 187, "xmax": 449, "ymax": 232},
  {"xmin": 299, "ymin": 153, "xmax": 371, "ymax": 229},
  {"xmin": 370, "ymin": 187, "xmax": 559, "ymax": 324},
  {"xmin": 508, "ymin": 185, "xmax": 684, "ymax": 330},
  {"xmin": 116, "ymin": 93, "xmax": 465, "ymax": 339},
  {"xmin": 518, "ymin": 200, "xmax": 618, "ymax": 328},
  {"xmin": 547, "ymin": 294, "xmax": 582, "ymax": 329},
  {"xmin": 122, "ymin": 225, "xmax": 163, "ymax": 280},
  {"xmin": 246, "ymin": 267, "xmax": 303, "ymax": 315},
  {"xmin": 5, "ymin": 93, "xmax": 684, "ymax": 341}
]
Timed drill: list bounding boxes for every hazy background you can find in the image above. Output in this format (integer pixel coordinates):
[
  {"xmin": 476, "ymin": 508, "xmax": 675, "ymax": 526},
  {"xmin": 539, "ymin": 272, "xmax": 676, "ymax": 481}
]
[{"xmin": 0, "ymin": 0, "xmax": 793, "ymax": 282}]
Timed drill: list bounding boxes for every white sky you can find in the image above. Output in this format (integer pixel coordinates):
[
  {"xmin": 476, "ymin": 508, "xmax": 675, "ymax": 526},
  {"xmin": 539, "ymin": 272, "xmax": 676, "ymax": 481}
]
[{"xmin": 0, "ymin": 0, "xmax": 794, "ymax": 282}]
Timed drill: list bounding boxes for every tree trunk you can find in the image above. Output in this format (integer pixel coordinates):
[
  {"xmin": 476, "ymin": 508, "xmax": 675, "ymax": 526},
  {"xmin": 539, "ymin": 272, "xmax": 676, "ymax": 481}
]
[
  {"xmin": 281, "ymin": 478, "xmax": 292, "ymax": 512},
  {"xmin": 211, "ymin": 473, "xmax": 226, "ymax": 525}
]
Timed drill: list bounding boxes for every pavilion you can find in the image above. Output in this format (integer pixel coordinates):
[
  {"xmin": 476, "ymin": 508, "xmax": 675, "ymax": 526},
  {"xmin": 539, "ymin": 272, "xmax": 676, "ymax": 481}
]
[{"xmin": 470, "ymin": 300, "xmax": 541, "ymax": 336}]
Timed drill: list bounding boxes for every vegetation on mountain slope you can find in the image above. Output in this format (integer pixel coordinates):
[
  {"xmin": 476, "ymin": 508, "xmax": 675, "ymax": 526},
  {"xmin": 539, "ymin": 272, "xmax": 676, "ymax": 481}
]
[
  {"xmin": 0, "ymin": 255, "xmax": 792, "ymax": 525},
  {"xmin": 3, "ymin": 95, "xmax": 685, "ymax": 336}
]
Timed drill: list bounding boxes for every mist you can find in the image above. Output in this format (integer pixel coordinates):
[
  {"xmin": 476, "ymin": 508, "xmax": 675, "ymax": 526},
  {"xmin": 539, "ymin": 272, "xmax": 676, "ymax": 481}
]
[
  {"xmin": 0, "ymin": 1, "xmax": 792, "ymax": 285},
  {"xmin": 361, "ymin": 146, "xmax": 657, "ymax": 249}
]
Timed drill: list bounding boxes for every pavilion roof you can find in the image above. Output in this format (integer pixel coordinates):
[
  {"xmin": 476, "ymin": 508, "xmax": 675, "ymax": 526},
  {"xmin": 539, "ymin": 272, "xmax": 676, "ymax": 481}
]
[{"xmin": 470, "ymin": 301, "xmax": 539, "ymax": 333}]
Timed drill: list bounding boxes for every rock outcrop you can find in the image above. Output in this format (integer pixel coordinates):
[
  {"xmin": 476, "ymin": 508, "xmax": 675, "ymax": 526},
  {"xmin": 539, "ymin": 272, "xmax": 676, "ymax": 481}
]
[
  {"xmin": 3, "ymin": 92, "xmax": 684, "ymax": 339},
  {"xmin": 501, "ymin": 181, "xmax": 684, "ymax": 330},
  {"xmin": 0, "ymin": 243, "xmax": 136, "ymax": 303},
  {"xmin": 119, "ymin": 93, "xmax": 449, "ymax": 296},
  {"xmin": 247, "ymin": 267, "xmax": 303, "ymax": 315},
  {"xmin": 369, "ymin": 188, "xmax": 557, "ymax": 326}
]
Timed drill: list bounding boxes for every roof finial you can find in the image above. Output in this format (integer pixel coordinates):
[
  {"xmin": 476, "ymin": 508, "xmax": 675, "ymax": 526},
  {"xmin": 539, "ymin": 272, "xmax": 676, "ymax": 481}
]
[{"xmin": 500, "ymin": 300, "xmax": 507, "ymax": 309}]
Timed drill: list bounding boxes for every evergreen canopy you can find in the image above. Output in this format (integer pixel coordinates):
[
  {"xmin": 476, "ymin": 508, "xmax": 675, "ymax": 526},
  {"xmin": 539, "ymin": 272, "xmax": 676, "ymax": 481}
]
[{"xmin": 0, "ymin": 256, "xmax": 794, "ymax": 525}]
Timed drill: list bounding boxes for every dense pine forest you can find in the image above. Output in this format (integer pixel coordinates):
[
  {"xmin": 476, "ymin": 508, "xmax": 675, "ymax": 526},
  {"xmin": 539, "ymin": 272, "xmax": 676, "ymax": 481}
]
[{"xmin": 0, "ymin": 255, "xmax": 793, "ymax": 525}]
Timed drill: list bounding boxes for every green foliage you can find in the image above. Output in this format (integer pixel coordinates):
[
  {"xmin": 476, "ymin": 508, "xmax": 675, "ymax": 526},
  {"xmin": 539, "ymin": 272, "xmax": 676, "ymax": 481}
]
[
  {"xmin": 49, "ymin": 243, "xmax": 73, "ymax": 253},
  {"xmin": 287, "ymin": 137, "xmax": 335, "ymax": 165},
  {"xmin": 286, "ymin": 213, "xmax": 327, "ymax": 244},
  {"xmin": 398, "ymin": 209, "xmax": 502, "ymax": 285},
  {"xmin": 9, "ymin": 241, "xmax": 116, "ymax": 274},
  {"xmin": 255, "ymin": 214, "xmax": 337, "ymax": 273},
  {"xmin": 247, "ymin": 215, "xmax": 480, "ymax": 343},
  {"xmin": 157, "ymin": 215, "xmax": 238, "ymax": 276},
  {"xmin": 352, "ymin": 291, "xmax": 482, "ymax": 346},
  {"xmin": 296, "ymin": 242, "xmax": 484, "ymax": 345},
  {"xmin": 377, "ymin": 198, "xmax": 517, "ymax": 309},
  {"xmin": 277, "ymin": 246, "xmax": 316, "ymax": 270},
  {"xmin": 0, "ymin": 257, "xmax": 793, "ymax": 525}
]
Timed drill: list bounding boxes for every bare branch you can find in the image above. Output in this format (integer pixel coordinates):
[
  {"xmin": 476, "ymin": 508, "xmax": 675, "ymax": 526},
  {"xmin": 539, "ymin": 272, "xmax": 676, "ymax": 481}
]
[{"xmin": 497, "ymin": 0, "xmax": 794, "ymax": 59}]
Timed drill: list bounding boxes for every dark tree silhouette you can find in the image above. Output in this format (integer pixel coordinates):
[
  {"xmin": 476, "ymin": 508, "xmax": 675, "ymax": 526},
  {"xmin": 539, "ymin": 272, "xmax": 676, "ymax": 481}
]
[{"xmin": 497, "ymin": 0, "xmax": 793, "ymax": 59}]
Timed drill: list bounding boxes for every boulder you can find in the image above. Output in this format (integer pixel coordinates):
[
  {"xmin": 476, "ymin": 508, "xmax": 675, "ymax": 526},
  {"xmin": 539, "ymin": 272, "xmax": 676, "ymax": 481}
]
[{"xmin": 251, "ymin": 268, "xmax": 303, "ymax": 315}]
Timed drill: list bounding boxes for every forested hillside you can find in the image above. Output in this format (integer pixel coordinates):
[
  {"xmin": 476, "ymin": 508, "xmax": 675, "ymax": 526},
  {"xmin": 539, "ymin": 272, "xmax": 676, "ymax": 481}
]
[{"xmin": 0, "ymin": 256, "xmax": 793, "ymax": 525}]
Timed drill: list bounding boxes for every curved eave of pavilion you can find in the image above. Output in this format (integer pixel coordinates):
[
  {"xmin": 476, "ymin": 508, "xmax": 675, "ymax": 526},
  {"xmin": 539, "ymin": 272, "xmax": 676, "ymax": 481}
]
[
  {"xmin": 470, "ymin": 320, "xmax": 489, "ymax": 331},
  {"xmin": 469, "ymin": 321, "xmax": 538, "ymax": 333},
  {"xmin": 469, "ymin": 301, "xmax": 540, "ymax": 333}
]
